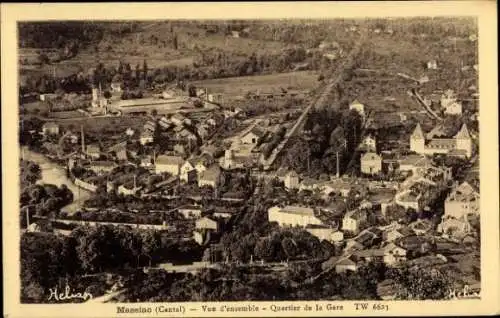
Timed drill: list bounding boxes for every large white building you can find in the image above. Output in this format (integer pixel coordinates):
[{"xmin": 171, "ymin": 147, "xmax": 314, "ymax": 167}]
[
  {"xmin": 268, "ymin": 205, "xmax": 323, "ymax": 227},
  {"xmin": 360, "ymin": 152, "xmax": 382, "ymax": 175},
  {"xmin": 155, "ymin": 155, "xmax": 184, "ymax": 176},
  {"xmin": 410, "ymin": 123, "xmax": 472, "ymax": 158}
]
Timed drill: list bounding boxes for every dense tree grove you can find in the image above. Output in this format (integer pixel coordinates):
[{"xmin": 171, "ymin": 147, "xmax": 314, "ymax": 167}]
[
  {"xmin": 20, "ymin": 226, "xmax": 203, "ymax": 302},
  {"xmin": 284, "ymin": 108, "xmax": 362, "ymax": 178},
  {"xmin": 120, "ymin": 257, "xmax": 454, "ymax": 302}
]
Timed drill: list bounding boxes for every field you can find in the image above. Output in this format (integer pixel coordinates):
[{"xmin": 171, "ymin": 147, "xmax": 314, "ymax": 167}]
[
  {"xmin": 19, "ymin": 21, "xmax": 290, "ymax": 81},
  {"xmin": 48, "ymin": 111, "xmax": 87, "ymax": 119},
  {"xmin": 56, "ymin": 116, "xmax": 148, "ymax": 136},
  {"xmin": 191, "ymin": 71, "xmax": 319, "ymax": 97},
  {"xmin": 20, "ymin": 101, "xmax": 50, "ymax": 113}
]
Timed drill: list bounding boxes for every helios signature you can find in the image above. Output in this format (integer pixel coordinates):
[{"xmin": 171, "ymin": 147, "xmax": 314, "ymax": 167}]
[
  {"xmin": 48, "ymin": 284, "xmax": 93, "ymax": 302},
  {"xmin": 447, "ymin": 285, "xmax": 481, "ymax": 299}
]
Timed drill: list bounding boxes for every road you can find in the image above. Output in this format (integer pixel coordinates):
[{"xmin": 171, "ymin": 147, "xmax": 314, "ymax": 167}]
[
  {"xmin": 411, "ymin": 89, "xmax": 443, "ymax": 121},
  {"xmin": 85, "ymin": 289, "xmax": 127, "ymax": 304},
  {"xmin": 22, "ymin": 147, "xmax": 90, "ymax": 214},
  {"xmin": 261, "ymin": 30, "xmax": 368, "ymax": 170}
]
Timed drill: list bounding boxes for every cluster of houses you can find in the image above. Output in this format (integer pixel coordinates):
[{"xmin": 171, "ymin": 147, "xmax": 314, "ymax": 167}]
[
  {"xmin": 155, "ymin": 154, "xmax": 224, "ymax": 190},
  {"xmin": 138, "ymin": 111, "xmax": 223, "ymax": 150},
  {"xmin": 438, "ymin": 180, "xmax": 479, "ymax": 239},
  {"xmin": 264, "ymin": 97, "xmax": 479, "ymax": 273}
]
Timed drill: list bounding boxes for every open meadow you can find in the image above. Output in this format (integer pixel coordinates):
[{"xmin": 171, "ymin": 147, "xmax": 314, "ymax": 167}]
[{"xmin": 191, "ymin": 70, "xmax": 319, "ymax": 97}]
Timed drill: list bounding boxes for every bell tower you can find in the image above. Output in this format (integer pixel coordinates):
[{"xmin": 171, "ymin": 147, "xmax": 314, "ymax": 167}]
[
  {"xmin": 410, "ymin": 123, "xmax": 425, "ymax": 154},
  {"xmin": 455, "ymin": 123, "xmax": 472, "ymax": 158}
]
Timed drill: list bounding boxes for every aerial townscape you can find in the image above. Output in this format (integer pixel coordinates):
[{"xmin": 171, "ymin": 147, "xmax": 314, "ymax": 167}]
[{"xmin": 19, "ymin": 18, "xmax": 480, "ymax": 304}]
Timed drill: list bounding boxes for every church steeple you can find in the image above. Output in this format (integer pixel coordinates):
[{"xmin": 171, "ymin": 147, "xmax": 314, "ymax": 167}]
[
  {"xmin": 411, "ymin": 123, "xmax": 424, "ymax": 139},
  {"xmin": 455, "ymin": 123, "xmax": 471, "ymax": 139},
  {"xmin": 410, "ymin": 123, "xmax": 425, "ymax": 154},
  {"xmin": 455, "ymin": 123, "xmax": 472, "ymax": 158}
]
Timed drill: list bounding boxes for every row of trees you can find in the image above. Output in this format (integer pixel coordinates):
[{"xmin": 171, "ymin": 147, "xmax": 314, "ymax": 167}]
[{"xmin": 20, "ymin": 183, "xmax": 74, "ymax": 225}]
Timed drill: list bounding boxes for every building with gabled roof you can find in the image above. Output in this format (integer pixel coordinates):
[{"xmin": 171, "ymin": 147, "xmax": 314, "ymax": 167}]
[
  {"xmin": 155, "ymin": 155, "xmax": 184, "ymax": 176},
  {"xmin": 241, "ymin": 127, "xmax": 266, "ymax": 144},
  {"xmin": 143, "ymin": 120, "xmax": 156, "ymax": 133},
  {"xmin": 42, "ymin": 122, "xmax": 60, "ymax": 136},
  {"xmin": 196, "ymin": 216, "xmax": 219, "ymax": 232},
  {"xmin": 361, "ymin": 152, "xmax": 382, "ymax": 175},
  {"xmin": 86, "ymin": 144, "xmax": 101, "ymax": 159},
  {"xmin": 180, "ymin": 159, "xmax": 197, "ymax": 183},
  {"xmin": 335, "ymin": 256, "xmax": 358, "ymax": 273},
  {"xmin": 398, "ymin": 154, "xmax": 432, "ymax": 172},
  {"xmin": 438, "ymin": 215, "xmax": 473, "ymax": 239},
  {"xmin": 444, "ymin": 181, "xmax": 480, "ymax": 219},
  {"xmin": 305, "ymin": 224, "xmax": 340, "ymax": 243},
  {"xmin": 87, "ymin": 160, "xmax": 117, "ymax": 174},
  {"xmin": 140, "ymin": 130, "xmax": 154, "ymax": 145},
  {"xmin": 383, "ymin": 242, "xmax": 408, "ymax": 266},
  {"xmin": 410, "ymin": 123, "xmax": 472, "ymax": 158},
  {"xmin": 385, "ymin": 226, "xmax": 414, "ymax": 242},
  {"xmin": 198, "ymin": 164, "xmax": 223, "ymax": 189},
  {"xmin": 342, "ymin": 209, "xmax": 368, "ymax": 234},
  {"xmin": 268, "ymin": 205, "xmax": 323, "ymax": 228}
]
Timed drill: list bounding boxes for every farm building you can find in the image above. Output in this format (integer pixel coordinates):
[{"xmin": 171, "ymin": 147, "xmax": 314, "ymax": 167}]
[{"xmin": 108, "ymin": 97, "xmax": 202, "ymax": 115}]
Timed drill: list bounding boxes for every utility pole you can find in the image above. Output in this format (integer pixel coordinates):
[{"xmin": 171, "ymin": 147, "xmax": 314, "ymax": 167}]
[
  {"xmin": 80, "ymin": 125, "xmax": 85, "ymax": 154},
  {"xmin": 336, "ymin": 150, "xmax": 340, "ymax": 178},
  {"xmin": 307, "ymin": 155, "xmax": 310, "ymax": 174}
]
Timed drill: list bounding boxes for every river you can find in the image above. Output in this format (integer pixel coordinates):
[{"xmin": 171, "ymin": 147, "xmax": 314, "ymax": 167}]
[{"xmin": 22, "ymin": 147, "xmax": 90, "ymax": 214}]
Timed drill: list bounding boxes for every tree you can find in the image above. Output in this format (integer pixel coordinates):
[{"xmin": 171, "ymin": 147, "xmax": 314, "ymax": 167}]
[
  {"xmin": 254, "ymin": 237, "xmax": 274, "ymax": 261},
  {"xmin": 118, "ymin": 60, "xmax": 124, "ymax": 74},
  {"xmin": 173, "ymin": 34, "xmax": 179, "ymax": 50},
  {"xmin": 285, "ymin": 139, "xmax": 311, "ymax": 173},
  {"xmin": 281, "ymin": 237, "xmax": 298, "ymax": 259},
  {"xmin": 37, "ymin": 52, "xmax": 50, "ymax": 65},
  {"xmin": 143, "ymin": 59, "xmax": 148, "ymax": 81},
  {"xmin": 140, "ymin": 230, "xmax": 161, "ymax": 266},
  {"xmin": 103, "ymin": 90, "xmax": 112, "ymax": 99},
  {"xmin": 135, "ymin": 63, "xmax": 141, "ymax": 80},
  {"xmin": 188, "ymin": 84, "xmax": 197, "ymax": 97},
  {"xmin": 390, "ymin": 266, "xmax": 453, "ymax": 300}
]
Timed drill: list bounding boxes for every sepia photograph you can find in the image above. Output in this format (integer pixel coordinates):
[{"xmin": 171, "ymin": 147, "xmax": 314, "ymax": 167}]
[{"xmin": 2, "ymin": 2, "xmax": 499, "ymax": 317}]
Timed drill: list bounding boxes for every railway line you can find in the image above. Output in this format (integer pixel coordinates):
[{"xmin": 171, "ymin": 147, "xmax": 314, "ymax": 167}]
[{"xmin": 261, "ymin": 29, "xmax": 369, "ymax": 170}]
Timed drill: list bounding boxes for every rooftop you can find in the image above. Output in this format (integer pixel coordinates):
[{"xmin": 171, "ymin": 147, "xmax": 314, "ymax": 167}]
[
  {"xmin": 426, "ymin": 138, "xmax": 456, "ymax": 149},
  {"xmin": 199, "ymin": 164, "xmax": 222, "ymax": 181},
  {"xmin": 344, "ymin": 209, "xmax": 366, "ymax": 221},
  {"xmin": 90, "ymin": 161, "xmax": 116, "ymax": 167},
  {"xmin": 156, "ymin": 155, "xmax": 184, "ymax": 166},
  {"xmin": 361, "ymin": 152, "xmax": 381, "ymax": 161},
  {"xmin": 43, "ymin": 122, "xmax": 59, "ymax": 128},
  {"xmin": 279, "ymin": 205, "xmax": 315, "ymax": 217},
  {"xmin": 112, "ymin": 97, "xmax": 189, "ymax": 109}
]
